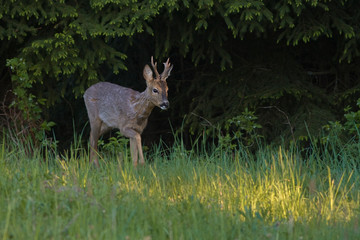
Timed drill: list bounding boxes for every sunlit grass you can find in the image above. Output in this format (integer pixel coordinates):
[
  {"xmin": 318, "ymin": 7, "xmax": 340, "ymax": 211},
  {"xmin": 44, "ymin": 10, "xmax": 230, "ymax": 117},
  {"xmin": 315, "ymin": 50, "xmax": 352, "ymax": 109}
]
[{"xmin": 0, "ymin": 136, "xmax": 359, "ymax": 239}]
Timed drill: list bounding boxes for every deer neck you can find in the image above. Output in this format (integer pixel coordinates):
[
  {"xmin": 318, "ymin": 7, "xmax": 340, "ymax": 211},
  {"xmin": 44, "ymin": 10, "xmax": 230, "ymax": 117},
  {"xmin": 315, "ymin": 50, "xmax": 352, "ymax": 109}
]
[{"xmin": 133, "ymin": 90, "xmax": 155, "ymax": 118}]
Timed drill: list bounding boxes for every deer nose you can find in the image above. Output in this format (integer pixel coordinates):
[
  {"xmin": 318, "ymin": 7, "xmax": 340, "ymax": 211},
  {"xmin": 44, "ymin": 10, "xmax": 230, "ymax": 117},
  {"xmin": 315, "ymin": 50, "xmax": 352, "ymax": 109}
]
[{"xmin": 160, "ymin": 100, "xmax": 169, "ymax": 110}]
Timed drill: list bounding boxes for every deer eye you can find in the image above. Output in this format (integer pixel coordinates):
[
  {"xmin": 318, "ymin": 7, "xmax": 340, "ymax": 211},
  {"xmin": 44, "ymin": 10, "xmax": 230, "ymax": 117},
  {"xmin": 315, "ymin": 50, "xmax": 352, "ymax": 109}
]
[{"xmin": 152, "ymin": 88, "xmax": 159, "ymax": 94}]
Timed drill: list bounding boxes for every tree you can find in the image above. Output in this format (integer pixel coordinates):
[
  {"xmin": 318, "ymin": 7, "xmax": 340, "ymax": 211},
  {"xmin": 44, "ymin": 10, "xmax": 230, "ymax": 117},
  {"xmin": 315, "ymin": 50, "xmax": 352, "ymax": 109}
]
[
  {"xmin": 1, "ymin": 0, "xmax": 165, "ymax": 145},
  {"xmin": 153, "ymin": 0, "xmax": 360, "ymax": 143},
  {"xmin": 1, "ymin": 0, "xmax": 360, "ymax": 146}
]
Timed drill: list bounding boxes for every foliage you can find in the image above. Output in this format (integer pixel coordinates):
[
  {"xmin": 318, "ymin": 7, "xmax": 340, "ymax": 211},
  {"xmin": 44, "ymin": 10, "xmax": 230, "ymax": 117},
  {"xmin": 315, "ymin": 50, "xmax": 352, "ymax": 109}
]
[
  {"xmin": 343, "ymin": 99, "xmax": 360, "ymax": 136},
  {"xmin": 321, "ymin": 98, "xmax": 360, "ymax": 159},
  {"xmin": 0, "ymin": 133, "xmax": 359, "ymax": 239},
  {"xmin": 158, "ymin": 0, "xmax": 360, "ymax": 143},
  {"xmin": 218, "ymin": 108, "xmax": 263, "ymax": 149},
  {"xmin": 5, "ymin": 58, "xmax": 43, "ymax": 123},
  {"xmin": 324, "ymin": 98, "xmax": 360, "ymax": 136},
  {"xmin": 1, "ymin": 0, "xmax": 139, "ymax": 104},
  {"xmin": 154, "ymin": 0, "xmax": 360, "ymax": 66},
  {"xmin": 1, "ymin": 58, "xmax": 55, "ymax": 153},
  {"xmin": 98, "ymin": 131, "xmax": 130, "ymax": 159}
]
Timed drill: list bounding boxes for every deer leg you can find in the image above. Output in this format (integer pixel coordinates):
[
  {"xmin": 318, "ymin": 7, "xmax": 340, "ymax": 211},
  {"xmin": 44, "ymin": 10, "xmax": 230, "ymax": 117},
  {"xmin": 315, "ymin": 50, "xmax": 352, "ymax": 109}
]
[
  {"xmin": 132, "ymin": 134, "xmax": 145, "ymax": 166},
  {"xmin": 89, "ymin": 132, "xmax": 99, "ymax": 167},
  {"xmin": 123, "ymin": 128, "xmax": 144, "ymax": 167},
  {"xmin": 89, "ymin": 119, "xmax": 102, "ymax": 168},
  {"xmin": 130, "ymin": 137, "xmax": 138, "ymax": 167},
  {"xmin": 136, "ymin": 136, "xmax": 145, "ymax": 166}
]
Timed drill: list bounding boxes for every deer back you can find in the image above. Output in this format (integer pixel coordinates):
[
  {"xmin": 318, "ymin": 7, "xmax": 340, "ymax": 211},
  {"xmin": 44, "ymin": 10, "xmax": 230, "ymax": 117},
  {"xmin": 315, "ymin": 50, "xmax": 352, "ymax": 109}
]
[{"xmin": 84, "ymin": 82, "xmax": 150, "ymax": 133}]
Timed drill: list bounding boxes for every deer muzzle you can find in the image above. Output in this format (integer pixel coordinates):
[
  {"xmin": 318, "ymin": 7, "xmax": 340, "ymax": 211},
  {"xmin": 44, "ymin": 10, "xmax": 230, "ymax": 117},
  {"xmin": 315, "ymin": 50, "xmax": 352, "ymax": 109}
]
[{"xmin": 160, "ymin": 100, "xmax": 169, "ymax": 110}]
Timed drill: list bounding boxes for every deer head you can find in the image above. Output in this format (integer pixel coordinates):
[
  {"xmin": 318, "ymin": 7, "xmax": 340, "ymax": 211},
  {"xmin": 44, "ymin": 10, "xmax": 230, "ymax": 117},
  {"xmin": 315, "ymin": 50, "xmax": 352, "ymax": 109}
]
[{"xmin": 143, "ymin": 56, "xmax": 173, "ymax": 110}]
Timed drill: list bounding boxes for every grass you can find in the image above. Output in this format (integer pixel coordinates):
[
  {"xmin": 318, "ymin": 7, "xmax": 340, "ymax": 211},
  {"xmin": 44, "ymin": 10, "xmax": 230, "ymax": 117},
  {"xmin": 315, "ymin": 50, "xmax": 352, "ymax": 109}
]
[{"xmin": 0, "ymin": 135, "xmax": 359, "ymax": 239}]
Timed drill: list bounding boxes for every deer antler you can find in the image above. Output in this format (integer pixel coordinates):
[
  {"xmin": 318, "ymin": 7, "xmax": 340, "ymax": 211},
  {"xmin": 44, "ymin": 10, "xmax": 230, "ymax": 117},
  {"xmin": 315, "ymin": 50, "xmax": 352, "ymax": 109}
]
[
  {"xmin": 151, "ymin": 56, "xmax": 160, "ymax": 80},
  {"xmin": 160, "ymin": 58, "xmax": 173, "ymax": 80}
]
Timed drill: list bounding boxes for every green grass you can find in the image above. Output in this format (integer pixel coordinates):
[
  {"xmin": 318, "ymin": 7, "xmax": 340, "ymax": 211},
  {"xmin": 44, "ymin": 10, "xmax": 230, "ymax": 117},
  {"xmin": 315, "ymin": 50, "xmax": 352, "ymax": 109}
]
[{"xmin": 0, "ymin": 136, "xmax": 359, "ymax": 239}]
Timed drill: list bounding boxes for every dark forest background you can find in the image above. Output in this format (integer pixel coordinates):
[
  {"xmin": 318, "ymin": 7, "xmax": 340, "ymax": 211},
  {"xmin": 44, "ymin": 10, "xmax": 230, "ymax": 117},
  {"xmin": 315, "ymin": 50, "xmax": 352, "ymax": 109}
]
[{"xmin": 1, "ymin": 0, "xmax": 360, "ymax": 152}]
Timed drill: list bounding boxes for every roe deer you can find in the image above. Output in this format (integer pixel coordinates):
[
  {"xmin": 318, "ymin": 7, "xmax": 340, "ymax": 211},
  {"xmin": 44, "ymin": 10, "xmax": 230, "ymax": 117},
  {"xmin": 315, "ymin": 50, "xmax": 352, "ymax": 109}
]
[{"xmin": 84, "ymin": 57, "xmax": 173, "ymax": 167}]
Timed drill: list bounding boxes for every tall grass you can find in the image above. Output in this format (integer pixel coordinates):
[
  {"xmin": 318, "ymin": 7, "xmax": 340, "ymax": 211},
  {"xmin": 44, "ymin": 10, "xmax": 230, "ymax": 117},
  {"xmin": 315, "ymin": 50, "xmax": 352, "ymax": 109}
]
[{"xmin": 0, "ymin": 133, "xmax": 359, "ymax": 239}]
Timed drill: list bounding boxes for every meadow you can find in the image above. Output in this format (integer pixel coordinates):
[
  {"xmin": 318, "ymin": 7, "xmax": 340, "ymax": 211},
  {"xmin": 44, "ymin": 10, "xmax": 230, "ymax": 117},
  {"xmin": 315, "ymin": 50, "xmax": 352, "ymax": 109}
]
[{"xmin": 0, "ymin": 135, "xmax": 359, "ymax": 240}]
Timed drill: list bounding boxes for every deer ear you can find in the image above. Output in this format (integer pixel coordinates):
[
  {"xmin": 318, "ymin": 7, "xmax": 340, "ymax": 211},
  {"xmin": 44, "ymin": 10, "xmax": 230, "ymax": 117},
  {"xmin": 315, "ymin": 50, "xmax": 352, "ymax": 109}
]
[{"xmin": 143, "ymin": 65, "xmax": 153, "ymax": 84}]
